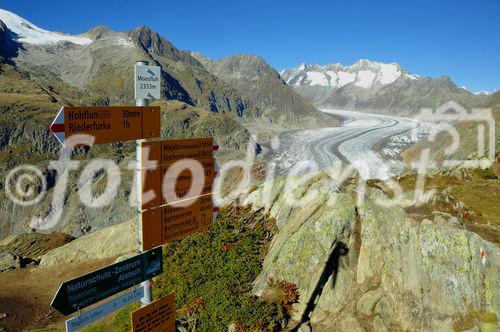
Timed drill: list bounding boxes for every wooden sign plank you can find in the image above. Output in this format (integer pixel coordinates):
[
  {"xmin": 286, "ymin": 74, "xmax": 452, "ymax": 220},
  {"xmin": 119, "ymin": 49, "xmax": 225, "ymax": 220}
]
[
  {"xmin": 131, "ymin": 293, "xmax": 175, "ymax": 332},
  {"xmin": 49, "ymin": 106, "xmax": 160, "ymax": 146},
  {"xmin": 141, "ymin": 159, "xmax": 216, "ymax": 210},
  {"xmin": 141, "ymin": 137, "xmax": 215, "ymax": 168},
  {"xmin": 141, "ymin": 194, "xmax": 214, "ymax": 251}
]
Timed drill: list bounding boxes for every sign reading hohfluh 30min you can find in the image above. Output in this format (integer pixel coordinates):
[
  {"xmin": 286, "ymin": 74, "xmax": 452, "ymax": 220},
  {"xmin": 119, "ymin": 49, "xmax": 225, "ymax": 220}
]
[{"xmin": 49, "ymin": 105, "xmax": 160, "ymax": 146}]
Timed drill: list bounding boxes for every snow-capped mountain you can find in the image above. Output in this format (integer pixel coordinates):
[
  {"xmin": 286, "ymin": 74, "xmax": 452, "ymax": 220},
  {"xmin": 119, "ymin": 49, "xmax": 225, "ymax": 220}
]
[
  {"xmin": 0, "ymin": 9, "xmax": 92, "ymax": 45},
  {"xmin": 281, "ymin": 60, "xmax": 489, "ymax": 114},
  {"xmin": 283, "ymin": 60, "xmax": 413, "ymax": 89}
]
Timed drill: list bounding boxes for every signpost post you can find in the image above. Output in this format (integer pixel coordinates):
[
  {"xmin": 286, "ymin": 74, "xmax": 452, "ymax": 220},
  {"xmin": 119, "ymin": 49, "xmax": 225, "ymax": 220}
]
[
  {"xmin": 51, "ymin": 246, "xmax": 162, "ymax": 316},
  {"xmin": 49, "ymin": 59, "xmax": 222, "ymax": 331},
  {"xmin": 135, "ymin": 60, "xmax": 160, "ymax": 308}
]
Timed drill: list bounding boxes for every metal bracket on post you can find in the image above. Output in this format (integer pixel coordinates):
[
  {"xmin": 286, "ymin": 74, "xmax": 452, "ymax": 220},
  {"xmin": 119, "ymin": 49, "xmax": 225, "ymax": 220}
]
[{"xmin": 135, "ymin": 60, "xmax": 153, "ymax": 307}]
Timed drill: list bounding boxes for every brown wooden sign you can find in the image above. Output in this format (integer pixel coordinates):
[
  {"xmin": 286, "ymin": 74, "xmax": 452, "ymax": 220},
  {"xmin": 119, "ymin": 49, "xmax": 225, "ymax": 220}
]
[
  {"xmin": 141, "ymin": 159, "xmax": 216, "ymax": 210},
  {"xmin": 142, "ymin": 194, "xmax": 214, "ymax": 251},
  {"xmin": 131, "ymin": 293, "xmax": 175, "ymax": 332},
  {"xmin": 141, "ymin": 137, "xmax": 215, "ymax": 168},
  {"xmin": 50, "ymin": 106, "xmax": 160, "ymax": 146}
]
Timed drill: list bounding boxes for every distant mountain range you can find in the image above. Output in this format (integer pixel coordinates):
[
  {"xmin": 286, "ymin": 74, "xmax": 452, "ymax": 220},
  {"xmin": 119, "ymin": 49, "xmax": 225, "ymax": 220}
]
[{"xmin": 281, "ymin": 60, "xmax": 495, "ymax": 114}]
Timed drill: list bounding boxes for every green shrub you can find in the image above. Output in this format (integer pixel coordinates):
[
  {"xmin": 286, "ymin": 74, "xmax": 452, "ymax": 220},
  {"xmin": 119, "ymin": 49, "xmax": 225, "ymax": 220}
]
[
  {"xmin": 48, "ymin": 205, "xmax": 284, "ymax": 332},
  {"xmin": 110, "ymin": 302, "xmax": 140, "ymax": 332},
  {"xmin": 145, "ymin": 205, "xmax": 286, "ymax": 331},
  {"xmin": 474, "ymin": 167, "xmax": 498, "ymax": 180}
]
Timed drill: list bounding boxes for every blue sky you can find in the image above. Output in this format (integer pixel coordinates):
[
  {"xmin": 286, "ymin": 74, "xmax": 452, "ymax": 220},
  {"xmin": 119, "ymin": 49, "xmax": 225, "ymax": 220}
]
[{"xmin": 1, "ymin": 0, "xmax": 499, "ymax": 92}]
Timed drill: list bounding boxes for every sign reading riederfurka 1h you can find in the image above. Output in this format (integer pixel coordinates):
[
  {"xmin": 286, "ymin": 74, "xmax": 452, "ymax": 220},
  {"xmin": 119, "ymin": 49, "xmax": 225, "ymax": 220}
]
[{"xmin": 135, "ymin": 63, "xmax": 161, "ymax": 100}]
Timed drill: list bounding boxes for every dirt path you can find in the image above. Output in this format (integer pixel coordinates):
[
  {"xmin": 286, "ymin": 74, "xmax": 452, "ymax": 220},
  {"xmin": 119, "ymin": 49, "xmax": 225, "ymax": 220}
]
[{"xmin": 0, "ymin": 258, "xmax": 114, "ymax": 331}]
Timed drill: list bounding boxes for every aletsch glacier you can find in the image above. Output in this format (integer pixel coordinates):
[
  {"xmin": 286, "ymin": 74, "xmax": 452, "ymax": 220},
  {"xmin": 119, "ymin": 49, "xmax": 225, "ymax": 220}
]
[{"xmin": 265, "ymin": 109, "xmax": 438, "ymax": 180}]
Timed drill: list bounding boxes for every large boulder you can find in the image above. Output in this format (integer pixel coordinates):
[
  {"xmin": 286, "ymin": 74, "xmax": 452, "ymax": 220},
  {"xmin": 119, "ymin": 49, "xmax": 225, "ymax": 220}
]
[
  {"xmin": 39, "ymin": 219, "xmax": 137, "ymax": 267},
  {"xmin": 0, "ymin": 232, "xmax": 73, "ymax": 260}
]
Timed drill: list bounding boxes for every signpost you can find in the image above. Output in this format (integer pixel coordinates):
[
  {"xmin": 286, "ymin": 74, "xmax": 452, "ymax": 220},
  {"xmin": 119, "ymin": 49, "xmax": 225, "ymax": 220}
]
[
  {"xmin": 51, "ymin": 247, "xmax": 162, "ymax": 316},
  {"xmin": 131, "ymin": 293, "xmax": 175, "ymax": 332},
  {"xmin": 49, "ymin": 106, "xmax": 160, "ymax": 146},
  {"xmin": 65, "ymin": 287, "xmax": 144, "ymax": 332},
  {"xmin": 49, "ymin": 60, "xmax": 222, "ymax": 331}
]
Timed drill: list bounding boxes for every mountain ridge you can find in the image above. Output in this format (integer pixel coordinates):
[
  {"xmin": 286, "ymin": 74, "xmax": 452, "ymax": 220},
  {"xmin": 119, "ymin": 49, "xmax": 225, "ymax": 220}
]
[{"xmin": 190, "ymin": 52, "xmax": 340, "ymax": 138}]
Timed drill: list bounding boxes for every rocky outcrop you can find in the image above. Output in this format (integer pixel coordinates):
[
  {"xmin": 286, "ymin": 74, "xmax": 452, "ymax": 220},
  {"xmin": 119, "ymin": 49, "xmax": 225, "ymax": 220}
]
[
  {"xmin": 39, "ymin": 219, "xmax": 137, "ymax": 267},
  {"xmin": 243, "ymin": 172, "xmax": 499, "ymax": 331},
  {"xmin": 0, "ymin": 232, "xmax": 73, "ymax": 260},
  {"xmin": 0, "ymin": 252, "xmax": 21, "ymax": 271}
]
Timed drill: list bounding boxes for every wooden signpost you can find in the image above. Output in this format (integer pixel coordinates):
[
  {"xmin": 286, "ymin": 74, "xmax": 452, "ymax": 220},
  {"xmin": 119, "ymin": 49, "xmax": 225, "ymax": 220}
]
[
  {"xmin": 131, "ymin": 293, "xmax": 175, "ymax": 332},
  {"xmin": 139, "ymin": 137, "xmax": 219, "ymax": 251},
  {"xmin": 49, "ymin": 61, "xmax": 220, "ymax": 331}
]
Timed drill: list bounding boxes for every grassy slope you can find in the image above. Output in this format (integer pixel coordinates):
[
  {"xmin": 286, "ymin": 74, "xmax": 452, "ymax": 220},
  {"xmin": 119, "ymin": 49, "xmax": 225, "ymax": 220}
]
[
  {"xmin": 381, "ymin": 170, "xmax": 500, "ymax": 244},
  {"xmin": 402, "ymin": 92, "xmax": 500, "ymax": 164}
]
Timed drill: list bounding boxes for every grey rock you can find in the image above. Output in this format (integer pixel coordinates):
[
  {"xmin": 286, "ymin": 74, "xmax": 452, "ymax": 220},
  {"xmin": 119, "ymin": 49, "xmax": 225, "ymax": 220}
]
[
  {"xmin": 0, "ymin": 252, "xmax": 21, "ymax": 271},
  {"xmin": 432, "ymin": 211, "xmax": 460, "ymax": 226},
  {"xmin": 339, "ymin": 314, "xmax": 364, "ymax": 332},
  {"xmin": 372, "ymin": 315, "xmax": 388, "ymax": 332},
  {"xmin": 356, "ymin": 288, "xmax": 383, "ymax": 316},
  {"xmin": 246, "ymin": 180, "xmax": 500, "ymax": 331},
  {"xmin": 463, "ymin": 326, "xmax": 480, "ymax": 332},
  {"xmin": 40, "ymin": 219, "xmax": 137, "ymax": 267},
  {"xmin": 297, "ymin": 322, "xmax": 311, "ymax": 332},
  {"xmin": 248, "ymin": 175, "xmax": 356, "ymax": 321}
]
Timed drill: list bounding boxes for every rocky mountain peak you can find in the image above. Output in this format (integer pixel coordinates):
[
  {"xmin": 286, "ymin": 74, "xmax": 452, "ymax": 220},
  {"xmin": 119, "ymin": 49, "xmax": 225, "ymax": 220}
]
[
  {"xmin": 128, "ymin": 25, "xmax": 184, "ymax": 61},
  {"xmin": 193, "ymin": 53, "xmax": 282, "ymax": 82},
  {"xmin": 84, "ymin": 25, "xmax": 112, "ymax": 39}
]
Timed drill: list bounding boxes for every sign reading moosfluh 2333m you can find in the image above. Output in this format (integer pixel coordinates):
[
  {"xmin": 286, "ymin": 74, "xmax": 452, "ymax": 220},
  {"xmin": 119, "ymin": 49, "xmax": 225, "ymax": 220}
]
[
  {"xmin": 51, "ymin": 247, "xmax": 163, "ymax": 316},
  {"xmin": 135, "ymin": 63, "xmax": 161, "ymax": 100}
]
